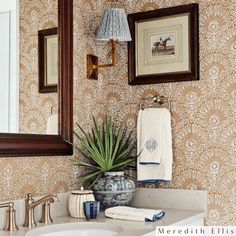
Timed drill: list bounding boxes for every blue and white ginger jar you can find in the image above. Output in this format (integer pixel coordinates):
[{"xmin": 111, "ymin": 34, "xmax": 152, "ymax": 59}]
[{"xmin": 93, "ymin": 171, "xmax": 135, "ymax": 208}]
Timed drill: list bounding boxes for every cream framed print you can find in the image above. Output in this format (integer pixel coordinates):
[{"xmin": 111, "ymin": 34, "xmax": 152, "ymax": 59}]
[
  {"xmin": 38, "ymin": 27, "xmax": 58, "ymax": 93},
  {"xmin": 128, "ymin": 4, "xmax": 199, "ymax": 85}
]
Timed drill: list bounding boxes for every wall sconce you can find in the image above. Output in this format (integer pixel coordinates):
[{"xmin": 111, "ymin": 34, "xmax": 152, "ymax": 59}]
[{"xmin": 87, "ymin": 8, "xmax": 131, "ymax": 80}]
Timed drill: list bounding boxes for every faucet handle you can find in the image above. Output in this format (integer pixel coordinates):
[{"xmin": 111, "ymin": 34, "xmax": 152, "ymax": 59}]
[
  {"xmin": 48, "ymin": 194, "xmax": 58, "ymax": 203},
  {"xmin": 39, "ymin": 202, "xmax": 53, "ymax": 224},
  {"xmin": 25, "ymin": 193, "xmax": 33, "ymax": 198},
  {"xmin": 39, "ymin": 194, "xmax": 58, "ymax": 224},
  {"xmin": 0, "ymin": 202, "xmax": 18, "ymax": 231},
  {"xmin": 25, "ymin": 193, "xmax": 34, "ymax": 204}
]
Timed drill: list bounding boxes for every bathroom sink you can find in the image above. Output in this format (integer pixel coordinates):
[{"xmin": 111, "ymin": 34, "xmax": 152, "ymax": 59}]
[{"xmin": 25, "ymin": 222, "xmax": 123, "ymax": 236}]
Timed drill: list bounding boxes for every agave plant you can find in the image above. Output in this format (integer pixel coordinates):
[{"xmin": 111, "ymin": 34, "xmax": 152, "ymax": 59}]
[{"xmin": 72, "ymin": 116, "xmax": 137, "ymax": 186}]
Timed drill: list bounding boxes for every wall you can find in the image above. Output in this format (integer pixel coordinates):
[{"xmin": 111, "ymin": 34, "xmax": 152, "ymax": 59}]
[
  {"xmin": 0, "ymin": 0, "xmax": 16, "ymax": 12},
  {"xmin": 77, "ymin": 0, "xmax": 236, "ymax": 225},
  {"xmin": 0, "ymin": 10, "xmax": 17, "ymax": 133},
  {"xmin": 0, "ymin": 0, "xmax": 234, "ymax": 227}
]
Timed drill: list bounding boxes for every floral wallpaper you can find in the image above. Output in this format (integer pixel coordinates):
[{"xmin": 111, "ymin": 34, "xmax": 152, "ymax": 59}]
[{"xmin": 0, "ymin": 0, "xmax": 235, "ymax": 226}]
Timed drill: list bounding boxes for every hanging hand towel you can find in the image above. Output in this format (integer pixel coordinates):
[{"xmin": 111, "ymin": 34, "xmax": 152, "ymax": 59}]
[
  {"xmin": 137, "ymin": 108, "xmax": 173, "ymax": 183},
  {"xmin": 137, "ymin": 108, "xmax": 172, "ymax": 164},
  {"xmin": 105, "ymin": 206, "xmax": 165, "ymax": 222}
]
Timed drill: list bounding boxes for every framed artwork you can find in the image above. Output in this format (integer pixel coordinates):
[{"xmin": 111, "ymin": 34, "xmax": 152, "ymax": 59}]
[
  {"xmin": 128, "ymin": 4, "xmax": 199, "ymax": 85},
  {"xmin": 38, "ymin": 27, "xmax": 58, "ymax": 93}
]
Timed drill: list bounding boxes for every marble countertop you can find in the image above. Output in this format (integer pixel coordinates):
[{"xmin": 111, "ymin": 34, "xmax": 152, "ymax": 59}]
[{"xmin": 0, "ymin": 209, "xmax": 205, "ymax": 236}]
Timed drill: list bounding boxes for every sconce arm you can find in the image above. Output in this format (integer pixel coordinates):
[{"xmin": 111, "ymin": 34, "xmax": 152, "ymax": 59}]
[{"xmin": 87, "ymin": 39, "xmax": 117, "ymax": 80}]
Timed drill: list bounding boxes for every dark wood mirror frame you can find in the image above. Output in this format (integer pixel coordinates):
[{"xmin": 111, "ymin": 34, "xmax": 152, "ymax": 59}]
[{"xmin": 0, "ymin": 0, "xmax": 73, "ymax": 157}]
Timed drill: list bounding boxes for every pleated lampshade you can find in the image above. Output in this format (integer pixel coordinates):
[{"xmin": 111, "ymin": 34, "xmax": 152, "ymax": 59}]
[{"xmin": 96, "ymin": 8, "xmax": 131, "ymax": 42}]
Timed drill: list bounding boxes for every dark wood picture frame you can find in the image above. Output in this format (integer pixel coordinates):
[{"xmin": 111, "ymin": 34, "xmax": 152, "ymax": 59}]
[
  {"xmin": 38, "ymin": 27, "xmax": 58, "ymax": 93},
  {"xmin": 0, "ymin": 0, "xmax": 73, "ymax": 157},
  {"xmin": 128, "ymin": 3, "xmax": 199, "ymax": 85}
]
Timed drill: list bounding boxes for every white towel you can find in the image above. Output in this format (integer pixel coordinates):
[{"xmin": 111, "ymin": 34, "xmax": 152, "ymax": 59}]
[
  {"xmin": 137, "ymin": 108, "xmax": 172, "ymax": 164},
  {"xmin": 137, "ymin": 108, "xmax": 173, "ymax": 182},
  {"xmin": 105, "ymin": 206, "xmax": 165, "ymax": 222}
]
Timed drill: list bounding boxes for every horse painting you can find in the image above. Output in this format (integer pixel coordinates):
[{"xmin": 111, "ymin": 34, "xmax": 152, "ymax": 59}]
[{"xmin": 152, "ymin": 37, "xmax": 171, "ymax": 55}]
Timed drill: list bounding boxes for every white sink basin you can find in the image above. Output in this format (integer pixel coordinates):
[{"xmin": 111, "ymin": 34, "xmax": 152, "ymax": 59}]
[{"xmin": 25, "ymin": 222, "xmax": 123, "ymax": 236}]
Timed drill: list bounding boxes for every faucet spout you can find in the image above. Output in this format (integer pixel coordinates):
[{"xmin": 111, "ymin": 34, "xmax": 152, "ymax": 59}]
[{"xmin": 28, "ymin": 195, "xmax": 58, "ymax": 209}]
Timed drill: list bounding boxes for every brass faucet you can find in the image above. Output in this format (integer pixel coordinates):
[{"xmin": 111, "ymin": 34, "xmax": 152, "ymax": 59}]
[
  {"xmin": 0, "ymin": 202, "xmax": 18, "ymax": 231},
  {"xmin": 23, "ymin": 193, "xmax": 58, "ymax": 228}
]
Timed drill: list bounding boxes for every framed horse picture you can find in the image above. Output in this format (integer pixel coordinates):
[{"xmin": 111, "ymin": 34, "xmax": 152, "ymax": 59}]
[
  {"xmin": 38, "ymin": 27, "xmax": 58, "ymax": 93},
  {"xmin": 128, "ymin": 4, "xmax": 199, "ymax": 85}
]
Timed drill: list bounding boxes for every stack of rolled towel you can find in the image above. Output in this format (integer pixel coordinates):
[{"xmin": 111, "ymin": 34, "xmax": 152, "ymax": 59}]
[{"xmin": 105, "ymin": 206, "xmax": 165, "ymax": 222}]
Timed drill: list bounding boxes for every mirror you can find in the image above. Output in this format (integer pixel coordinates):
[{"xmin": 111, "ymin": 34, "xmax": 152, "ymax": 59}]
[
  {"xmin": 0, "ymin": 0, "xmax": 73, "ymax": 156},
  {"xmin": 0, "ymin": 0, "xmax": 59, "ymax": 135}
]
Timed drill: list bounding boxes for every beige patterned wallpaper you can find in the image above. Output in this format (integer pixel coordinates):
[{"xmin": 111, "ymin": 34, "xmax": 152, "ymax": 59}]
[{"xmin": 0, "ymin": 0, "xmax": 235, "ymax": 226}]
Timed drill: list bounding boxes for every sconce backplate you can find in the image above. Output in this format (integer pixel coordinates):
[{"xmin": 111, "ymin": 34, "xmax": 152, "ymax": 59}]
[{"xmin": 87, "ymin": 54, "xmax": 98, "ymax": 80}]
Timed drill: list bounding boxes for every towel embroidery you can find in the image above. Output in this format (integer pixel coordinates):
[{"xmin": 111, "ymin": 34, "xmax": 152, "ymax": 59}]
[{"xmin": 144, "ymin": 138, "xmax": 158, "ymax": 152}]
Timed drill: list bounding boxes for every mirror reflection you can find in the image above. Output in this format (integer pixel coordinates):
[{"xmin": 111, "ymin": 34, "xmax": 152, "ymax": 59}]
[{"xmin": 0, "ymin": 0, "xmax": 59, "ymax": 135}]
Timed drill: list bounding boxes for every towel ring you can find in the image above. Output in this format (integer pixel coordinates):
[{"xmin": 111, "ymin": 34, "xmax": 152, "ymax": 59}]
[{"xmin": 139, "ymin": 95, "xmax": 171, "ymax": 112}]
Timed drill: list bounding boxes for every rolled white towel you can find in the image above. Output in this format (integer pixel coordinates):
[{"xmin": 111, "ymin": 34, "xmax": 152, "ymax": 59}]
[{"xmin": 105, "ymin": 206, "xmax": 165, "ymax": 222}]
